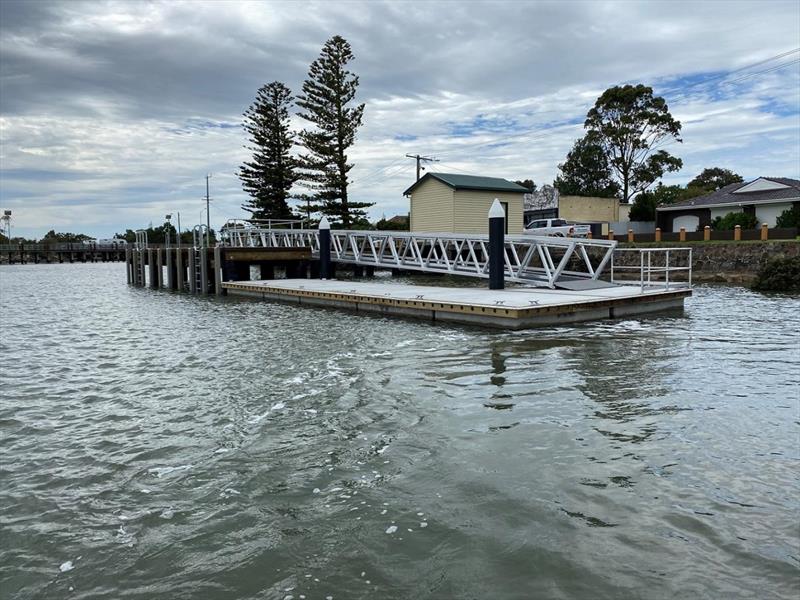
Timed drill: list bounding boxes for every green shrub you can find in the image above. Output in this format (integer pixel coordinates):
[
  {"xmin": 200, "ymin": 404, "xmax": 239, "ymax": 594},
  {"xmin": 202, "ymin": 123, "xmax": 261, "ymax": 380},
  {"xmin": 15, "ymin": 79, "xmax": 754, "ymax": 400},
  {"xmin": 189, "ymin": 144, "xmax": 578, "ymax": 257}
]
[
  {"xmin": 751, "ymin": 256, "xmax": 800, "ymax": 293},
  {"xmin": 711, "ymin": 211, "xmax": 758, "ymax": 230},
  {"xmin": 775, "ymin": 206, "xmax": 800, "ymax": 228}
]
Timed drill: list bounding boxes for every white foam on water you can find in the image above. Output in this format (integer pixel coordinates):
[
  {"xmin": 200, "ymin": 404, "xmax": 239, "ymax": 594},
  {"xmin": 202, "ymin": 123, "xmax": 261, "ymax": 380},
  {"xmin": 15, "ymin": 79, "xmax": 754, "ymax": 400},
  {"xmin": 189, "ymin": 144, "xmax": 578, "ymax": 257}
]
[
  {"xmin": 395, "ymin": 340, "xmax": 415, "ymax": 348},
  {"xmin": 214, "ymin": 448, "xmax": 230, "ymax": 454},
  {"xmin": 312, "ymin": 488, "xmax": 321, "ymax": 494},
  {"xmin": 160, "ymin": 508, "xmax": 174, "ymax": 519},
  {"xmin": 376, "ymin": 446, "xmax": 387, "ymax": 454},
  {"xmin": 139, "ymin": 488, "xmax": 151, "ymax": 494},
  {"xmin": 417, "ymin": 512, "xmax": 424, "ymax": 516},
  {"xmin": 272, "ymin": 402, "xmax": 286, "ymax": 410},
  {"xmin": 247, "ymin": 412, "xmax": 270, "ymax": 424},
  {"xmin": 148, "ymin": 465, "xmax": 193, "ymax": 478},
  {"xmin": 380, "ymin": 509, "xmax": 387, "ymax": 515},
  {"xmin": 420, "ymin": 522, "xmax": 428, "ymax": 528},
  {"xmin": 385, "ymin": 525, "xmax": 397, "ymax": 534},
  {"xmin": 59, "ymin": 561, "xmax": 74, "ymax": 572}
]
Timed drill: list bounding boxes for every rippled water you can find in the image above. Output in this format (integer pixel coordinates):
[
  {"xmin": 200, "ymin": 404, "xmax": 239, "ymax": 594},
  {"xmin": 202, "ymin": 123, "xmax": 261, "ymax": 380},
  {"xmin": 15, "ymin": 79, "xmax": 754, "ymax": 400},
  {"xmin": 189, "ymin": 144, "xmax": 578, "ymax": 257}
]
[{"xmin": 1, "ymin": 263, "xmax": 798, "ymax": 600}]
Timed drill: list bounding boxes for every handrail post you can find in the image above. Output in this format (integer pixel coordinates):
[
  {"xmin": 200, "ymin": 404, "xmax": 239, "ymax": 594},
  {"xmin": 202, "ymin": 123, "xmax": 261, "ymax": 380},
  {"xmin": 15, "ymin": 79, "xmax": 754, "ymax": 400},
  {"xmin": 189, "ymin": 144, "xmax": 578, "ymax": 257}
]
[{"xmin": 640, "ymin": 251, "xmax": 644, "ymax": 293}]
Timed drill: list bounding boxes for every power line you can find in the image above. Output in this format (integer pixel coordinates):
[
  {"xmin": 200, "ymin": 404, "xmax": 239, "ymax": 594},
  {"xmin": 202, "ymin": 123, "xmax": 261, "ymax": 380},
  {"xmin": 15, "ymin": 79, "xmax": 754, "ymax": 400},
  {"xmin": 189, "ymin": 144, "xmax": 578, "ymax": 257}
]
[
  {"xmin": 405, "ymin": 153, "xmax": 439, "ymax": 181},
  {"xmin": 347, "ymin": 47, "xmax": 800, "ymax": 196},
  {"xmin": 657, "ymin": 47, "xmax": 799, "ymax": 97}
]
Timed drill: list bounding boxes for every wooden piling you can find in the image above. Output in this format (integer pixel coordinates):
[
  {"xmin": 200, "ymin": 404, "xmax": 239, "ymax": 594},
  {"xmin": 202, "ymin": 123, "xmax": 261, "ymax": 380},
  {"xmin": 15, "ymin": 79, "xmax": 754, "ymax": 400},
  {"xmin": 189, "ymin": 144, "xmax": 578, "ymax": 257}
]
[
  {"xmin": 655, "ymin": 227, "xmax": 661, "ymax": 242},
  {"xmin": 156, "ymin": 248, "xmax": 164, "ymax": 288},
  {"xmin": 214, "ymin": 246, "xmax": 223, "ymax": 296},
  {"xmin": 627, "ymin": 229, "xmax": 634, "ymax": 243},
  {"xmin": 679, "ymin": 227, "xmax": 686, "ymax": 242},
  {"xmin": 177, "ymin": 248, "xmax": 185, "ymax": 291},
  {"xmin": 734, "ymin": 225, "xmax": 741, "ymax": 241},
  {"xmin": 608, "ymin": 230, "xmax": 615, "ymax": 241},
  {"xmin": 704, "ymin": 225, "xmax": 711, "ymax": 241},
  {"xmin": 200, "ymin": 249, "xmax": 209, "ymax": 295},
  {"xmin": 166, "ymin": 249, "xmax": 175, "ymax": 289},
  {"xmin": 126, "ymin": 248, "xmax": 132, "ymax": 284},
  {"xmin": 760, "ymin": 223, "xmax": 768, "ymax": 241},
  {"xmin": 148, "ymin": 249, "xmax": 158, "ymax": 288}
]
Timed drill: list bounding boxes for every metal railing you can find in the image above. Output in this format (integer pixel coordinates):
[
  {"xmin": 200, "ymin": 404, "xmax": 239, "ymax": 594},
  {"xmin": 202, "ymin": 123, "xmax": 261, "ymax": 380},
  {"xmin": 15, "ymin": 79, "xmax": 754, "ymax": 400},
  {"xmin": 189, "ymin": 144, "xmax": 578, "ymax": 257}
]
[
  {"xmin": 610, "ymin": 247, "xmax": 692, "ymax": 291},
  {"xmin": 135, "ymin": 230, "xmax": 148, "ymax": 251},
  {"xmin": 0, "ymin": 243, "xmax": 129, "ymax": 251},
  {"xmin": 221, "ymin": 218, "xmax": 307, "ymax": 232},
  {"xmin": 221, "ymin": 225, "xmax": 620, "ymax": 288}
]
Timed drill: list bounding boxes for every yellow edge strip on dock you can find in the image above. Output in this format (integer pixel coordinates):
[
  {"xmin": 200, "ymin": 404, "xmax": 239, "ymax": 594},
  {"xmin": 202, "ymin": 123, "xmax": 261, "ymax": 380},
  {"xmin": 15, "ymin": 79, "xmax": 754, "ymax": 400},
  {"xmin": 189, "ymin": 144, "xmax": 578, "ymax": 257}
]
[{"xmin": 221, "ymin": 282, "xmax": 691, "ymax": 319}]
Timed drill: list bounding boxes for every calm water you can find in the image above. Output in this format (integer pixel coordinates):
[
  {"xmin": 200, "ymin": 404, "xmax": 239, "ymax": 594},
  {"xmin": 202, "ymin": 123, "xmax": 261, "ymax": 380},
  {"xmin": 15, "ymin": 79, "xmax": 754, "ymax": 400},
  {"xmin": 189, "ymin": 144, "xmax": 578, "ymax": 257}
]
[{"xmin": 1, "ymin": 263, "xmax": 798, "ymax": 600}]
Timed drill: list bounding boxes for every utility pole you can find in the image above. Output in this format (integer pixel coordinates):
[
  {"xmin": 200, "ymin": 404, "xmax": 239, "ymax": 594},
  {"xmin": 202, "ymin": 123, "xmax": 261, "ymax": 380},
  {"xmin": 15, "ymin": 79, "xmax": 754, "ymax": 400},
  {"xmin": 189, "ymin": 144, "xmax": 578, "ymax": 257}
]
[
  {"xmin": 204, "ymin": 174, "xmax": 212, "ymax": 246},
  {"xmin": 405, "ymin": 154, "xmax": 439, "ymax": 181}
]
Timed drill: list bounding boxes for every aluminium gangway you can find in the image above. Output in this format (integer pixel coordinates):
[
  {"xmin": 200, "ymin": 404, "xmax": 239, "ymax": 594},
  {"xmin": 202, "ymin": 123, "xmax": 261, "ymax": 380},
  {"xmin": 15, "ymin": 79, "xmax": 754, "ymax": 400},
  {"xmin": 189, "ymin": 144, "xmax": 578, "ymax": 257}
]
[{"xmin": 221, "ymin": 222, "xmax": 618, "ymax": 289}]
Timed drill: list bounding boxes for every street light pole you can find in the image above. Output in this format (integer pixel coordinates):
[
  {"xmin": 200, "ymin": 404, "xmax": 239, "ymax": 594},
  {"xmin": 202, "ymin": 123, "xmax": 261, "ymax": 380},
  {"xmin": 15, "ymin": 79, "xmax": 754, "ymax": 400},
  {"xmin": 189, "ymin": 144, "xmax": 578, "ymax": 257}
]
[{"xmin": 205, "ymin": 174, "xmax": 212, "ymax": 246}]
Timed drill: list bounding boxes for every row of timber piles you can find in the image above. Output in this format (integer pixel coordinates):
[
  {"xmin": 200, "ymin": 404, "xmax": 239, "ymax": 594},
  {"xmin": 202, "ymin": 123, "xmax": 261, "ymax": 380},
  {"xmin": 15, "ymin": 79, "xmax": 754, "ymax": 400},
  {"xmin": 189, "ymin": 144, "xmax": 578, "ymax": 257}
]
[
  {"xmin": 125, "ymin": 245, "xmax": 314, "ymax": 295},
  {"xmin": 1, "ymin": 245, "xmax": 127, "ymax": 264}
]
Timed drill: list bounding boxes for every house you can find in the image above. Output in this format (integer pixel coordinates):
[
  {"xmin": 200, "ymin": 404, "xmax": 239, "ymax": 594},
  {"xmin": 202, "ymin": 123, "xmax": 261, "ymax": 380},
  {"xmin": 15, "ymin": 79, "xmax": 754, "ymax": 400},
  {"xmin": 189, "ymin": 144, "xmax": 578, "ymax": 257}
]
[
  {"xmin": 404, "ymin": 173, "xmax": 527, "ymax": 234},
  {"xmin": 656, "ymin": 177, "xmax": 800, "ymax": 232}
]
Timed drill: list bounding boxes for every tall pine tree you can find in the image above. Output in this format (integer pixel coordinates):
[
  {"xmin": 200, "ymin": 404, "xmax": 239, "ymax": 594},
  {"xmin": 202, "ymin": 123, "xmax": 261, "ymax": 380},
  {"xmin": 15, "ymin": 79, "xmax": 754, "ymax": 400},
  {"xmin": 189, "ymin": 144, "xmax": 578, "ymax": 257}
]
[
  {"xmin": 296, "ymin": 36, "xmax": 368, "ymax": 227},
  {"xmin": 238, "ymin": 81, "xmax": 297, "ymax": 220}
]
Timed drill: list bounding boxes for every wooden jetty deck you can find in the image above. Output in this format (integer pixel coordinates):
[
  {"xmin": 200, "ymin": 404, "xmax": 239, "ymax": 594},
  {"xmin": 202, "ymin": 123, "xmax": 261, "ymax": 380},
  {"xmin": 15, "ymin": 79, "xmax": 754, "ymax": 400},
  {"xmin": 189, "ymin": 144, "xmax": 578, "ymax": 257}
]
[{"xmin": 223, "ymin": 279, "xmax": 691, "ymax": 329}]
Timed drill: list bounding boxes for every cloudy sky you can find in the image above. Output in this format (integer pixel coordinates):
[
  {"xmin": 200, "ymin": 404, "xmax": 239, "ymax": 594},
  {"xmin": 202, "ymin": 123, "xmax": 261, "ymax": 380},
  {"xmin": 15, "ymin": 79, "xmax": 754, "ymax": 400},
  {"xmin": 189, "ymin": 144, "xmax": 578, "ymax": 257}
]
[{"xmin": 1, "ymin": 0, "xmax": 799, "ymax": 239}]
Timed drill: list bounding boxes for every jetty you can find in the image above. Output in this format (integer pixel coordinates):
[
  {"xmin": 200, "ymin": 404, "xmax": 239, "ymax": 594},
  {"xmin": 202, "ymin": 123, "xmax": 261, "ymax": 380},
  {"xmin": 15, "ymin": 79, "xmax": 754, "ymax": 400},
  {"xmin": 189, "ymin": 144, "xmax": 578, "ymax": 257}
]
[
  {"xmin": 1, "ymin": 242, "xmax": 127, "ymax": 264},
  {"xmin": 124, "ymin": 208, "xmax": 692, "ymax": 329}
]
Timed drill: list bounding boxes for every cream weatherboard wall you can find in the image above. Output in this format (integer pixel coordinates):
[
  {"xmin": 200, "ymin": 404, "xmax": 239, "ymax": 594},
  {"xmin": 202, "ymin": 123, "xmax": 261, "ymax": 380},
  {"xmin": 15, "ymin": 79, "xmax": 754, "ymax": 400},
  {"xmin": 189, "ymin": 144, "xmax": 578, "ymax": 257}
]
[
  {"xmin": 558, "ymin": 195, "xmax": 622, "ymax": 223},
  {"xmin": 409, "ymin": 178, "xmax": 454, "ymax": 232},
  {"xmin": 452, "ymin": 190, "xmax": 525, "ymax": 234}
]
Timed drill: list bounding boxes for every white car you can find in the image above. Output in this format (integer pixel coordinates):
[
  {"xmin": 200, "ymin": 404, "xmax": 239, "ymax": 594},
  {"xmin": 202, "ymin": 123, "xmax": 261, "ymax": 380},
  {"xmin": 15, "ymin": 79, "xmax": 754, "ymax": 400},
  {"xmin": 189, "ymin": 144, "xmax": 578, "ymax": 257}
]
[{"xmin": 523, "ymin": 218, "xmax": 591, "ymax": 237}]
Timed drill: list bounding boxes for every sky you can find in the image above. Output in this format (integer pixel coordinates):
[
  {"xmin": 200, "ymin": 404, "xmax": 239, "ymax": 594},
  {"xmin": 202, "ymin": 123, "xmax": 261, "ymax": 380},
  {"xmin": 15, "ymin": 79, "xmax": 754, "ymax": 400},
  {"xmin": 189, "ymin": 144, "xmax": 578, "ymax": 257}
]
[{"xmin": 1, "ymin": 0, "xmax": 799, "ymax": 239}]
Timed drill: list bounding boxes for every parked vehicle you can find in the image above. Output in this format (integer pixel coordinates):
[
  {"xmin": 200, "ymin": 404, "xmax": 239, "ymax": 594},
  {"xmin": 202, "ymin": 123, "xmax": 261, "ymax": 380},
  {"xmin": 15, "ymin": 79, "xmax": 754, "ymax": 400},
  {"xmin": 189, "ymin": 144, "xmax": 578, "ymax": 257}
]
[{"xmin": 523, "ymin": 218, "xmax": 591, "ymax": 237}]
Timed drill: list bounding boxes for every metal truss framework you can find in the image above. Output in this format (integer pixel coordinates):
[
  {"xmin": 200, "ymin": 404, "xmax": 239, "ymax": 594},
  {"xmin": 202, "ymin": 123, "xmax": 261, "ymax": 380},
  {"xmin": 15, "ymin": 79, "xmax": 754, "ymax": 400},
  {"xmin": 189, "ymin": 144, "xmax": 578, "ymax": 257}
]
[{"xmin": 223, "ymin": 227, "xmax": 618, "ymax": 288}]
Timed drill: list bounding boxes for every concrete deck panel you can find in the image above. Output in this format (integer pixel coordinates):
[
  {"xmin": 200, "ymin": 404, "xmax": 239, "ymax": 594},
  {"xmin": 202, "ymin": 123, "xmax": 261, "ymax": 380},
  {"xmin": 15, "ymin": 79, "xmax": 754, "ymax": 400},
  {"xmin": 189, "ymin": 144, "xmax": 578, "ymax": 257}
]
[{"xmin": 222, "ymin": 279, "xmax": 691, "ymax": 329}]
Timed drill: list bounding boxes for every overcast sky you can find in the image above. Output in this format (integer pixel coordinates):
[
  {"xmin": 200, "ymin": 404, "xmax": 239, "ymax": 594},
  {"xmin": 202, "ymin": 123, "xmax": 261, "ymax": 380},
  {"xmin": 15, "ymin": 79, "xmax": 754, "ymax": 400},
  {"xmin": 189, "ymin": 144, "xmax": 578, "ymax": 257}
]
[{"xmin": 1, "ymin": 0, "xmax": 799, "ymax": 238}]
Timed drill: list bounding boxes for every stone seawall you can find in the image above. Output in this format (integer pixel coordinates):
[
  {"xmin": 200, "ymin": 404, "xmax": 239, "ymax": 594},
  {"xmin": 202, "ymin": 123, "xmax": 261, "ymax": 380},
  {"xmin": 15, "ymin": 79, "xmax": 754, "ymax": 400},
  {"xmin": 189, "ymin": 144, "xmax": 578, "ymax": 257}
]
[{"xmin": 613, "ymin": 241, "xmax": 800, "ymax": 283}]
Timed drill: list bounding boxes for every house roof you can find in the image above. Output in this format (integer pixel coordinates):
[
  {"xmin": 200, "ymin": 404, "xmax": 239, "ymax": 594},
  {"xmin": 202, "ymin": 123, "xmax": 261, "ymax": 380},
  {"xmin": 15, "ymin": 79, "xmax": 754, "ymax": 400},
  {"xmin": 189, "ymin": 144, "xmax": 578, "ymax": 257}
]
[
  {"xmin": 657, "ymin": 177, "xmax": 800, "ymax": 212},
  {"xmin": 403, "ymin": 172, "xmax": 528, "ymax": 196}
]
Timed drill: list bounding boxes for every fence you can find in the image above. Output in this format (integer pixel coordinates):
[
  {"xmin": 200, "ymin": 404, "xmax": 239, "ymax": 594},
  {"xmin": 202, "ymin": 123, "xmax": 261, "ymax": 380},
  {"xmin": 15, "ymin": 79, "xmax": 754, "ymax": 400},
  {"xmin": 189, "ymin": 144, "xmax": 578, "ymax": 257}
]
[{"xmin": 606, "ymin": 225, "xmax": 798, "ymax": 243}]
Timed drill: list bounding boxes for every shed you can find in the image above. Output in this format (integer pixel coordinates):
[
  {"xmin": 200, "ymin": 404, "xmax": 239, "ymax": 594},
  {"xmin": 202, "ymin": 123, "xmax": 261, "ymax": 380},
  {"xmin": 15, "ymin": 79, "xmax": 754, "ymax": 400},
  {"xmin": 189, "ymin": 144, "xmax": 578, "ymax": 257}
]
[{"xmin": 404, "ymin": 173, "xmax": 527, "ymax": 234}]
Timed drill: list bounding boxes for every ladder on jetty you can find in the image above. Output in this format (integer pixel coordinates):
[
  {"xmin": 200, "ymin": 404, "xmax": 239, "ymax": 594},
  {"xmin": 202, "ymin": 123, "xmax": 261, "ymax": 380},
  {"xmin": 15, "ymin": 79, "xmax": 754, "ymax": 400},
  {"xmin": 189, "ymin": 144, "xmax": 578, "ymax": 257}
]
[
  {"xmin": 191, "ymin": 225, "xmax": 210, "ymax": 294},
  {"xmin": 134, "ymin": 230, "xmax": 148, "ymax": 286},
  {"xmin": 221, "ymin": 221, "xmax": 618, "ymax": 289}
]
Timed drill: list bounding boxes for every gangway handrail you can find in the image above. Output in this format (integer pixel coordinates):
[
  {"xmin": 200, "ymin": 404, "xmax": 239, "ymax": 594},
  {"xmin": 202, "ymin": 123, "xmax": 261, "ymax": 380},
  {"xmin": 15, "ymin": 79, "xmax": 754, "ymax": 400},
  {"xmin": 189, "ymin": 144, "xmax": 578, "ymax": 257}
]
[
  {"xmin": 220, "ymin": 225, "xmax": 621, "ymax": 288},
  {"xmin": 611, "ymin": 247, "xmax": 693, "ymax": 291}
]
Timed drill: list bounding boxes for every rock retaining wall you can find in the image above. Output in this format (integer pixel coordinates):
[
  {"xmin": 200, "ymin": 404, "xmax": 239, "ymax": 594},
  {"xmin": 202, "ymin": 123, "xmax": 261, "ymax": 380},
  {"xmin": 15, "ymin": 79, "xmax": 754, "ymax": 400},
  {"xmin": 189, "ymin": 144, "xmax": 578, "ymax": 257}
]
[{"xmin": 612, "ymin": 241, "xmax": 800, "ymax": 283}]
